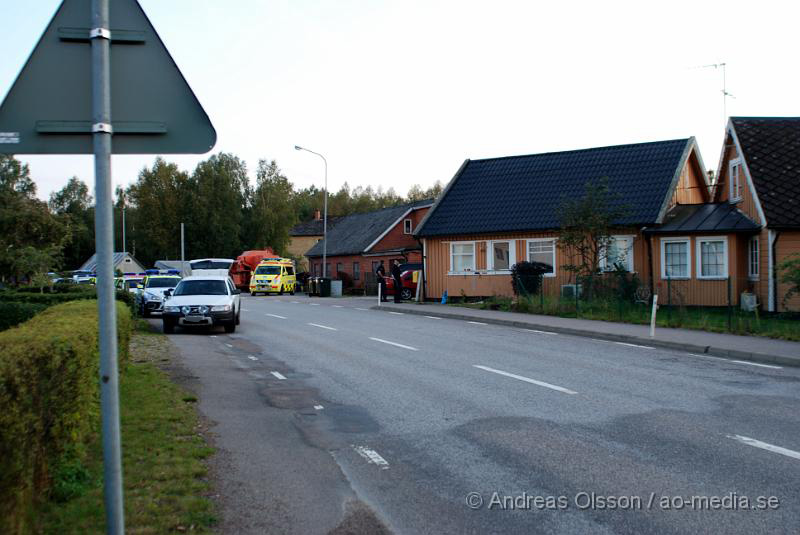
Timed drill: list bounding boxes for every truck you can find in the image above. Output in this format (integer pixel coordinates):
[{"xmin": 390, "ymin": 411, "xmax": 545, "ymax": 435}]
[{"xmin": 229, "ymin": 249, "xmax": 276, "ymax": 291}]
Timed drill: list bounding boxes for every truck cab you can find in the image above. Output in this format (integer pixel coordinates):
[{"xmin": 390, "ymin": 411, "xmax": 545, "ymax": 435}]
[{"xmin": 250, "ymin": 258, "xmax": 296, "ymax": 296}]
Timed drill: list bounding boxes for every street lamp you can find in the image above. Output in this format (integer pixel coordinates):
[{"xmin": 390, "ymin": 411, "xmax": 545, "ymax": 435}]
[{"xmin": 295, "ymin": 145, "xmax": 328, "ymax": 278}]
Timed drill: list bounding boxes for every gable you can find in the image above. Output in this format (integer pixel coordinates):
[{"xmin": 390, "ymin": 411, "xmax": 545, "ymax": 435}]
[
  {"xmin": 666, "ymin": 146, "xmax": 710, "ymax": 209},
  {"xmin": 417, "ymin": 138, "xmax": 694, "ymax": 237}
]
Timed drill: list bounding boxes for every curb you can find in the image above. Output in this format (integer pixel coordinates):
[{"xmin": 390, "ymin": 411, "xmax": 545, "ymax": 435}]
[{"xmin": 372, "ymin": 305, "xmax": 800, "ymax": 368}]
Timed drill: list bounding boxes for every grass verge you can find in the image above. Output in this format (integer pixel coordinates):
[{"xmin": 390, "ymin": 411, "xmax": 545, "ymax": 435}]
[
  {"xmin": 39, "ymin": 332, "xmax": 216, "ymax": 534},
  {"xmin": 454, "ymin": 296, "xmax": 800, "ymax": 341}
]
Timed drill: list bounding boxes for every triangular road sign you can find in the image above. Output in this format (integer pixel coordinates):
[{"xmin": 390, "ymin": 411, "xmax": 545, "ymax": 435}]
[{"xmin": 0, "ymin": 0, "xmax": 216, "ymax": 154}]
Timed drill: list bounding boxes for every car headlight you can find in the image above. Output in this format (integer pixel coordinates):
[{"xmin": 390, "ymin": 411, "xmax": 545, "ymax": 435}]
[
  {"xmin": 145, "ymin": 292, "xmax": 161, "ymax": 301},
  {"xmin": 210, "ymin": 304, "xmax": 231, "ymax": 312},
  {"xmin": 164, "ymin": 306, "xmax": 180, "ymax": 313}
]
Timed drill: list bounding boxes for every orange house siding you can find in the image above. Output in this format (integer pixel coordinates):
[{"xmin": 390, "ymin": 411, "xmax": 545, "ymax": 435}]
[
  {"xmin": 716, "ymin": 139, "xmax": 764, "ymax": 225},
  {"xmin": 775, "ymin": 231, "xmax": 800, "ymax": 311},
  {"xmin": 668, "ymin": 149, "xmax": 709, "ymax": 207},
  {"xmin": 423, "ymin": 229, "xmax": 649, "ymax": 299}
]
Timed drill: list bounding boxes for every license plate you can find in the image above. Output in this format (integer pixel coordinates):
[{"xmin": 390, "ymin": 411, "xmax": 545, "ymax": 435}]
[{"xmin": 184, "ymin": 315, "xmax": 204, "ymax": 322}]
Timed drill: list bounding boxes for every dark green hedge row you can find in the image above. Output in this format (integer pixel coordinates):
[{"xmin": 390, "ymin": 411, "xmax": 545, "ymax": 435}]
[
  {"xmin": 13, "ymin": 284, "xmax": 96, "ymax": 294},
  {"xmin": 0, "ymin": 301, "xmax": 132, "ymax": 534},
  {"xmin": 0, "ymin": 290, "xmax": 96, "ymax": 305},
  {"xmin": 0, "ymin": 302, "xmax": 47, "ymax": 332}
]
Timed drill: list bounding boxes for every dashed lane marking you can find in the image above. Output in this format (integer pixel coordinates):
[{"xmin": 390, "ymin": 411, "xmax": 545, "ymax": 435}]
[
  {"xmin": 265, "ymin": 313, "xmax": 287, "ymax": 319},
  {"xmin": 728, "ymin": 434, "xmax": 800, "ymax": 461},
  {"xmin": 353, "ymin": 445, "xmax": 389, "ymax": 470},
  {"xmin": 271, "ymin": 371, "xmax": 287, "ymax": 380},
  {"xmin": 473, "ymin": 364, "xmax": 577, "ymax": 395},
  {"xmin": 369, "ymin": 337, "xmax": 418, "ymax": 351},
  {"xmin": 308, "ymin": 323, "xmax": 337, "ymax": 331}
]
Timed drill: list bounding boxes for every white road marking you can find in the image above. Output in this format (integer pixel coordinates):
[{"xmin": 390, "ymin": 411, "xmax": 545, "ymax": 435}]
[
  {"xmin": 332, "ymin": 305, "xmax": 344, "ymax": 308},
  {"xmin": 224, "ymin": 343, "xmax": 233, "ymax": 348},
  {"xmin": 310, "ymin": 303, "xmax": 320, "ymax": 306},
  {"xmin": 468, "ymin": 321, "xmax": 488, "ymax": 325},
  {"xmin": 242, "ymin": 308, "xmax": 250, "ymax": 312},
  {"xmin": 270, "ymin": 371, "xmax": 287, "ymax": 380},
  {"xmin": 615, "ymin": 342, "xmax": 655, "ymax": 350},
  {"xmin": 248, "ymin": 355, "xmax": 258, "ymax": 361},
  {"xmin": 424, "ymin": 315, "xmax": 442, "ymax": 320},
  {"xmin": 265, "ymin": 313, "xmax": 287, "ymax": 319},
  {"xmin": 688, "ymin": 354, "xmax": 782, "ymax": 369},
  {"xmin": 369, "ymin": 337, "xmax": 418, "ymax": 351},
  {"xmin": 473, "ymin": 365, "xmax": 577, "ymax": 395},
  {"xmin": 210, "ymin": 335, "xmax": 217, "ymax": 338},
  {"xmin": 356, "ymin": 307, "xmax": 369, "ymax": 311},
  {"xmin": 308, "ymin": 323, "xmax": 337, "ymax": 331},
  {"xmin": 291, "ymin": 301, "xmax": 300, "ymax": 303},
  {"xmin": 522, "ymin": 329, "xmax": 557, "ymax": 335},
  {"xmin": 388, "ymin": 311, "xmax": 404, "ymax": 315},
  {"xmin": 353, "ymin": 445, "xmax": 390, "ymax": 470},
  {"xmin": 728, "ymin": 434, "xmax": 800, "ymax": 461},
  {"xmin": 314, "ymin": 405, "xmax": 324, "ymax": 410}
]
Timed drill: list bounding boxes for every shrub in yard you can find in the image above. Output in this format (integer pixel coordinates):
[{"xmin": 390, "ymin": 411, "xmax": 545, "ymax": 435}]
[
  {"xmin": 0, "ymin": 300, "xmax": 132, "ymax": 535},
  {"xmin": 0, "ymin": 301, "xmax": 47, "ymax": 331},
  {"xmin": 511, "ymin": 261, "xmax": 549, "ymax": 296}
]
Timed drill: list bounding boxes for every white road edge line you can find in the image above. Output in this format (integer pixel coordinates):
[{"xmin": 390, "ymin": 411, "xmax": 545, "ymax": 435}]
[
  {"xmin": 308, "ymin": 323, "xmax": 337, "ymax": 331},
  {"xmin": 356, "ymin": 308, "xmax": 369, "ymax": 311},
  {"xmin": 728, "ymin": 434, "xmax": 800, "ymax": 461},
  {"xmin": 353, "ymin": 445, "xmax": 389, "ymax": 470},
  {"xmin": 369, "ymin": 337, "xmax": 418, "ymax": 351},
  {"xmin": 314, "ymin": 405, "xmax": 324, "ymax": 410},
  {"xmin": 388, "ymin": 311, "xmax": 404, "ymax": 315},
  {"xmin": 265, "ymin": 313, "xmax": 287, "ymax": 319},
  {"xmin": 688, "ymin": 354, "xmax": 783, "ymax": 370},
  {"xmin": 522, "ymin": 329, "xmax": 558, "ymax": 335},
  {"xmin": 615, "ymin": 342, "xmax": 655, "ymax": 350},
  {"xmin": 473, "ymin": 364, "xmax": 577, "ymax": 395},
  {"xmin": 332, "ymin": 305, "xmax": 344, "ymax": 308},
  {"xmin": 424, "ymin": 315, "xmax": 442, "ymax": 320},
  {"xmin": 271, "ymin": 371, "xmax": 287, "ymax": 380},
  {"xmin": 248, "ymin": 355, "xmax": 258, "ymax": 361},
  {"xmin": 468, "ymin": 321, "xmax": 488, "ymax": 325}
]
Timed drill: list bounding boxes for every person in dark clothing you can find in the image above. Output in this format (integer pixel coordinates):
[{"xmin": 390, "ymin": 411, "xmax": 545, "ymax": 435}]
[
  {"xmin": 376, "ymin": 260, "xmax": 388, "ymax": 302},
  {"xmin": 391, "ymin": 259, "xmax": 403, "ymax": 303}
]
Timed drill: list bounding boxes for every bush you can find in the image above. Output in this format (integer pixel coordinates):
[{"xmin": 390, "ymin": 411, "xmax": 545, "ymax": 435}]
[
  {"xmin": 0, "ymin": 301, "xmax": 48, "ymax": 331},
  {"xmin": 0, "ymin": 300, "xmax": 132, "ymax": 534},
  {"xmin": 0, "ymin": 290, "xmax": 96, "ymax": 306},
  {"xmin": 14, "ymin": 284, "xmax": 93, "ymax": 295},
  {"xmin": 511, "ymin": 261, "xmax": 549, "ymax": 296}
]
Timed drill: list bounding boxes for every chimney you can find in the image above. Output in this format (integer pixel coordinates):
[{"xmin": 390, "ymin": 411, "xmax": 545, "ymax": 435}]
[{"xmin": 313, "ymin": 210, "xmax": 321, "ymax": 221}]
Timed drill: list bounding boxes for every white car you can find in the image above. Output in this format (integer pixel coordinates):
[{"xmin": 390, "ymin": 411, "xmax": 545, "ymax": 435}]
[{"xmin": 161, "ymin": 275, "xmax": 241, "ymax": 334}]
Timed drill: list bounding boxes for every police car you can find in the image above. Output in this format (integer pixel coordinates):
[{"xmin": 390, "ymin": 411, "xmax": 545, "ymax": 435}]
[
  {"xmin": 136, "ymin": 270, "xmax": 182, "ymax": 317},
  {"xmin": 162, "ymin": 275, "xmax": 241, "ymax": 333}
]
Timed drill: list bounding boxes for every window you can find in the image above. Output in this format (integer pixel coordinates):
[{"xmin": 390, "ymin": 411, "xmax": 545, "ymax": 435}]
[
  {"xmin": 286, "ymin": 266, "xmax": 294, "ymax": 276},
  {"xmin": 336, "ymin": 262, "xmax": 343, "ymax": 276},
  {"xmin": 527, "ymin": 239, "xmax": 556, "ymax": 276},
  {"xmin": 488, "ymin": 241, "xmax": 514, "ymax": 271},
  {"xmin": 729, "ymin": 159, "xmax": 743, "ymax": 202},
  {"xmin": 353, "ymin": 262, "xmax": 360, "ymax": 280},
  {"xmin": 403, "ymin": 219, "xmax": 413, "ymax": 234},
  {"xmin": 697, "ymin": 237, "xmax": 728, "ymax": 279},
  {"xmin": 325, "ymin": 263, "xmax": 331, "ymax": 277},
  {"xmin": 450, "ymin": 242, "xmax": 475, "ymax": 272},
  {"xmin": 661, "ymin": 238, "xmax": 690, "ymax": 279},
  {"xmin": 749, "ymin": 237, "xmax": 759, "ymax": 279},
  {"xmin": 601, "ymin": 236, "xmax": 634, "ymax": 272}
]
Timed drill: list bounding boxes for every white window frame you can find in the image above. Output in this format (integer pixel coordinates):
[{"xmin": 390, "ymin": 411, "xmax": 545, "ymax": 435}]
[
  {"xmin": 487, "ymin": 240, "xmax": 516, "ymax": 272},
  {"xmin": 449, "ymin": 241, "xmax": 476, "ymax": 274},
  {"xmin": 403, "ymin": 219, "xmax": 413, "ymax": 234},
  {"xmin": 526, "ymin": 238, "xmax": 557, "ymax": 278},
  {"xmin": 660, "ymin": 237, "xmax": 691, "ymax": 280},
  {"xmin": 600, "ymin": 235, "xmax": 634, "ymax": 272},
  {"xmin": 748, "ymin": 236, "xmax": 759, "ymax": 280},
  {"xmin": 729, "ymin": 158, "xmax": 743, "ymax": 202},
  {"xmin": 696, "ymin": 236, "xmax": 729, "ymax": 280}
]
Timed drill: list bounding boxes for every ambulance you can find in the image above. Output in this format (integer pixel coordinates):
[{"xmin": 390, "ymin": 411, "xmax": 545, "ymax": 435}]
[{"xmin": 249, "ymin": 258, "xmax": 296, "ymax": 295}]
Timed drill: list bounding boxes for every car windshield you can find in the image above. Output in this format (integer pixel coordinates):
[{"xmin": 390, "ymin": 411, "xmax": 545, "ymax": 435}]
[
  {"xmin": 255, "ymin": 266, "xmax": 281, "ymax": 275},
  {"xmin": 191, "ymin": 260, "xmax": 232, "ymax": 270},
  {"xmin": 127, "ymin": 281, "xmax": 141, "ymax": 289},
  {"xmin": 173, "ymin": 280, "xmax": 228, "ymax": 296},
  {"xmin": 147, "ymin": 277, "xmax": 181, "ymax": 288}
]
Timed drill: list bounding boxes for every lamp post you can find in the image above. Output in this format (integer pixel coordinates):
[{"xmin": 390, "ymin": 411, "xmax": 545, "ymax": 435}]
[{"xmin": 295, "ymin": 145, "xmax": 328, "ymax": 278}]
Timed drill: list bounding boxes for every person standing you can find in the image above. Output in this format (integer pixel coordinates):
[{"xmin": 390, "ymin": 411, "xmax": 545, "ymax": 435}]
[
  {"xmin": 376, "ymin": 260, "xmax": 388, "ymax": 302},
  {"xmin": 391, "ymin": 259, "xmax": 403, "ymax": 303}
]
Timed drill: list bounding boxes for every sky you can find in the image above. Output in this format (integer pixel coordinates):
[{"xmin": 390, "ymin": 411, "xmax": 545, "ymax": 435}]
[{"xmin": 1, "ymin": 0, "xmax": 799, "ymax": 202}]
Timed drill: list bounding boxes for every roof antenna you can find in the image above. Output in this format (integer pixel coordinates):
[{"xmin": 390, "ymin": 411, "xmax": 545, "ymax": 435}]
[{"xmin": 692, "ymin": 62, "xmax": 735, "ymax": 125}]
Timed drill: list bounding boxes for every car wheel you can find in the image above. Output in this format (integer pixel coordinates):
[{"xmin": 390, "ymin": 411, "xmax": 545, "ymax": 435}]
[
  {"xmin": 235, "ymin": 309, "xmax": 240, "ymax": 325},
  {"xmin": 224, "ymin": 321, "xmax": 236, "ymax": 333},
  {"xmin": 163, "ymin": 320, "xmax": 175, "ymax": 334},
  {"xmin": 401, "ymin": 288, "xmax": 413, "ymax": 300},
  {"xmin": 142, "ymin": 307, "xmax": 150, "ymax": 318},
  {"xmin": 279, "ymin": 286, "xmax": 284, "ymax": 295},
  {"xmin": 290, "ymin": 285, "xmax": 295, "ymax": 295}
]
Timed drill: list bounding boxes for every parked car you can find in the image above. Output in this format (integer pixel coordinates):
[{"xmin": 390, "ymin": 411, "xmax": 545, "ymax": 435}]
[
  {"xmin": 136, "ymin": 271, "xmax": 182, "ymax": 317},
  {"xmin": 162, "ymin": 275, "xmax": 241, "ymax": 334},
  {"xmin": 384, "ymin": 270, "xmax": 419, "ymax": 300}
]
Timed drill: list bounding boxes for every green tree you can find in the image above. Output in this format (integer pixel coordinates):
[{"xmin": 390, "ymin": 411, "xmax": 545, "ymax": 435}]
[
  {"xmin": 779, "ymin": 253, "xmax": 800, "ymax": 310},
  {"xmin": 126, "ymin": 158, "xmax": 189, "ymax": 266},
  {"xmin": 0, "ymin": 156, "xmax": 67, "ymax": 282},
  {"xmin": 247, "ymin": 159, "xmax": 295, "ymax": 254},
  {"xmin": 557, "ymin": 177, "xmax": 629, "ymax": 298},
  {"xmin": 186, "ymin": 153, "xmax": 250, "ymax": 259},
  {"xmin": 49, "ymin": 177, "xmax": 94, "ymax": 269},
  {"xmin": 407, "ymin": 181, "xmax": 443, "ymax": 202}
]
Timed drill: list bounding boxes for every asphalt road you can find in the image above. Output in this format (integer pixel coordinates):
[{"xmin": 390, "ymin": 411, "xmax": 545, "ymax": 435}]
[{"xmin": 155, "ymin": 294, "xmax": 800, "ymax": 535}]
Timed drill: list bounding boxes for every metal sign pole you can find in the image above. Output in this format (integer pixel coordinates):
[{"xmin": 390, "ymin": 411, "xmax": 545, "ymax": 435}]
[{"xmin": 91, "ymin": 0, "xmax": 125, "ymax": 533}]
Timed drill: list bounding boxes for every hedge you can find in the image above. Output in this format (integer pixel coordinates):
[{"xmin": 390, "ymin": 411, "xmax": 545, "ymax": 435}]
[
  {"xmin": 0, "ymin": 300, "xmax": 132, "ymax": 535},
  {"xmin": 0, "ymin": 302, "xmax": 47, "ymax": 332}
]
